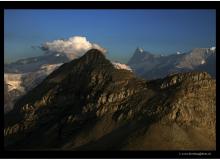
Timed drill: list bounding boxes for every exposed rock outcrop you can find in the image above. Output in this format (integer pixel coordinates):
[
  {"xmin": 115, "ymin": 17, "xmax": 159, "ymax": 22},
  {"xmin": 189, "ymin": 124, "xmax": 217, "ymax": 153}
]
[{"xmin": 4, "ymin": 49, "xmax": 216, "ymax": 150}]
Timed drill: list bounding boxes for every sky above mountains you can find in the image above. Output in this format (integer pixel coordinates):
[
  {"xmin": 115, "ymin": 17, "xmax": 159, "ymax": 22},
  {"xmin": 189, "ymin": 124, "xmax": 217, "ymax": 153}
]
[{"xmin": 4, "ymin": 9, "xmax": 216, "ymax": 64}]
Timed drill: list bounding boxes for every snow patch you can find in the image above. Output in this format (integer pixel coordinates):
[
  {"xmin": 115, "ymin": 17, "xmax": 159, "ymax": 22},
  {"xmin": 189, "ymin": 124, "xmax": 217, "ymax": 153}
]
[
  {"xmin": 210, "ymin": 47, "xmax": 216, "ymax": 51},
  {"xmin": 4, "ymin": 63, "xmax": 62, "ymax": 94},
  {"xmin": 4, "ymin": 73, "xmax": 25, "ymax": 92},
  {"xmin": 176, "ymin": 65, "xmax": 182, "ymax": 69},
  {"xmin": 40, "ymin": 63, "xmax": 63, "ymax": 72},
  {"xmin": 139, "ymin": 48, "xmax": 144, "ymax": 53},
  {"xmin": 39, "ymin": 63, "xmax": 63, "ymax": 75},
  {"xmin": 111, "ymin": 62, "xmax": 132, "ymax": 71},
  {"xmin": 176, "ymin": 51, "xmax": 181, "ymax": 55},
  {"xmin": 201, "ymin": 60, "xmax": 206, "ymax": 65}
]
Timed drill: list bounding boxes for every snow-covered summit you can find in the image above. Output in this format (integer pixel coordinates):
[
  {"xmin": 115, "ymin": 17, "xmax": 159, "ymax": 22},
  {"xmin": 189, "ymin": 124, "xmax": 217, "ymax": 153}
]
[
  {"xmin": 201, "ymin": 60, "xmax": 206, "ymax": 65},
  {"xmin": 138, "ymin": 48, "xmax": 144, "ymax": 53},
  {"xmin": 135, "ymin": 47, "xmax": 144, "ymax": 54}
]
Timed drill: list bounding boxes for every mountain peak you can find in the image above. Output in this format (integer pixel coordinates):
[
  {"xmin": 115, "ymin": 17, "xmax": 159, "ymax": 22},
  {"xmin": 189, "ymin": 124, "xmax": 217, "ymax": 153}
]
[
  {"xmin": 73, "ymin": 49, "xmax": 110, "ymax": 68},
  {"xmin": 128, "ymin": 48, "xmax": 155, "ymax": 65},
  {"xmin": 4, "ymin": 48, "xmax": 216, "ymax": 150},
  {"xmin": 82, "ymin": 49, "xmax": 105, "ymax": 58},
  {"xmin": 134, "ymin": 47, "xmax": 153, "ymax": 56},
  {"xmin": 135, "ymin": 47, "xmax": 144, "ymax": 53}
]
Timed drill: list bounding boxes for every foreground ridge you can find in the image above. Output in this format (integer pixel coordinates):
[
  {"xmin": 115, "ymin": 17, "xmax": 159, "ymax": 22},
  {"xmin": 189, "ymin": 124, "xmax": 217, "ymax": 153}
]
[{"xmin": 4, "ymin": 49, "xmax": 216, "ymax": 150}]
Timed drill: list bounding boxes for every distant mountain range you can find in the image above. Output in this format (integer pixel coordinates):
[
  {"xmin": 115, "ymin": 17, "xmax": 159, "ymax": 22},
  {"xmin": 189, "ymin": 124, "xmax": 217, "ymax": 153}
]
[
  {"xmin": 128, "ymin": 47, "xmax": 216, "ymax": 80},
  {"xmin": 4, "ymin": 47, "xmax": 216, "ymax": 114},
  {"xmin": 4, "ymin": 53, "xmax": 69, "ymax": 73},
  {"xmin": 4, "ymin": 49, "xmax": 216, "ymax": 150},
  {"xmin": 4, "ymin": 52, "xmax": 131, "ymax": 113},
  {"xmin": 4, "ymin": 53, "xmax": 67, "ymax": 113}
]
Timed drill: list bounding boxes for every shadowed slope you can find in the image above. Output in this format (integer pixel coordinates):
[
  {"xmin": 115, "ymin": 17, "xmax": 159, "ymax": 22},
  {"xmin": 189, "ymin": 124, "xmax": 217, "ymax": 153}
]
[{"xmin": 4, "ymin": 49, "xmax": 216, "ymax": 150}]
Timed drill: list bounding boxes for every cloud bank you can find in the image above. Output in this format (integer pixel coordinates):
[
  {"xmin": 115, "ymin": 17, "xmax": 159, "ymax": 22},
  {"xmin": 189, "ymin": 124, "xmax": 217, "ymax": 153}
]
[{"xmin": 41, "ymin": 36, "xmax": 107, "ymax": 60}]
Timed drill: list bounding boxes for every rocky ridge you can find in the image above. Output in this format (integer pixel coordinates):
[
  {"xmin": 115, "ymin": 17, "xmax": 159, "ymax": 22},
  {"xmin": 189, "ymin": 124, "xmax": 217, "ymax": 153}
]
[
  {"xmin": 128, "ymin": 47, "xmax": 216, "ymax": 80},
  {"xmin": 4, "ymin": 49, "xmax": 216, "ymax": 150}
]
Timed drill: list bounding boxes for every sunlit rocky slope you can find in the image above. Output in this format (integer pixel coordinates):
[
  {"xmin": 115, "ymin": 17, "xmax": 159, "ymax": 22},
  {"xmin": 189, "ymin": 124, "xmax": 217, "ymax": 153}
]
[{"xmin": 4, "ymin": 49, "xmax": 216, "ymax": 150}]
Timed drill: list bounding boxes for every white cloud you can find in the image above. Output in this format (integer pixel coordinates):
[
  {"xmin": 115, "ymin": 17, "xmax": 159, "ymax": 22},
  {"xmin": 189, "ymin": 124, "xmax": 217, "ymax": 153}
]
[
  {"xmin": 41, "ymin": 36, "xmax": 107, "ymax": 60},
  {"xmin": 111, "ymin": 62, "xmax": 132, "ymax": 72}
]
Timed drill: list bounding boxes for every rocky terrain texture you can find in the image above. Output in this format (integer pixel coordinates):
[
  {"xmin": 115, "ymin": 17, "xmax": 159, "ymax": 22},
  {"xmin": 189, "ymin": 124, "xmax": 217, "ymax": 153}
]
[
  {"xmin": 4, "ymin": 52, "xmax": 131, "ymax": 113},
  {"xmin": 4, "ymin": 81, "xmax": 15, "ymax": 113},
  {"xmin": 128, "ymin": 47, "xmax": 216, "ymax": 80},
  {"xmin": 4, "ymin": 49, "xmax": 216, "ymax": 150}
]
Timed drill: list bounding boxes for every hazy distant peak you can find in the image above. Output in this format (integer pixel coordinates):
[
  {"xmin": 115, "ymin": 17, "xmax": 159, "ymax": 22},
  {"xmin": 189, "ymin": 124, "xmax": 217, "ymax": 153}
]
[
  {"xmin": 136, "ymin": 47, "xmax": 144, "ymax": 53},
  {"xmin": 128, "ymin": 46, "xmax": 216, "ymax": 79},
  {"xmin": 191, "ymin": 47, "xmax": 215, "ymax": 53},
  {"xmin": 134, "ymin": 48, "xmax": 154, "ymax": 56},
  {"xmin": 135, "ymin": 47, "xmax": 147, "ymax": 54}
]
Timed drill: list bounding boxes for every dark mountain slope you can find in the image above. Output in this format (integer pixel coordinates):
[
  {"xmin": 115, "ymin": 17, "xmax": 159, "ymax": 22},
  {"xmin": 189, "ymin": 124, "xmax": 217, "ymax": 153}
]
[{"xmin": 4, "ymin": 49, "xmax": 216, "ymax": 150}]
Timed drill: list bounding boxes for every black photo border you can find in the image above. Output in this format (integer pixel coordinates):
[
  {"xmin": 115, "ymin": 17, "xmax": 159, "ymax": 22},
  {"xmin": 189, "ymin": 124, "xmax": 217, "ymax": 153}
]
[{"xmin": 0, "ymin": 1, "xmax": 219, "ymax": 159}]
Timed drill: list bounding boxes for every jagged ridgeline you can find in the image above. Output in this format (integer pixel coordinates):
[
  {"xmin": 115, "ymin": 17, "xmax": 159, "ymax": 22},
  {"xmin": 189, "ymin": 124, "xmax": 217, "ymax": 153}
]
[{"xmin": 4, "ymin": 49, "xmax": 216, "ymax": 150}]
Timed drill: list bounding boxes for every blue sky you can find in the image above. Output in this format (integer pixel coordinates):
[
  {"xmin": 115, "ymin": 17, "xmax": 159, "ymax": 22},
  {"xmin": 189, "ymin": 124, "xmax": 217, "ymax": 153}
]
[{"xmin": 4, "ymin": 9, "xmax": 216, "ymax": 63}]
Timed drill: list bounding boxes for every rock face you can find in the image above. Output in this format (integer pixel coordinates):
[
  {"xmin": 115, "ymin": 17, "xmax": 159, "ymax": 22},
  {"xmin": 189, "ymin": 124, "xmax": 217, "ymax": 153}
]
[
  {"xmin": 4, "ymin": 81, "xmax": 14, "ymax": 113},
  {"xmin": 4, "ymin": 51, "xmax": 130, "ymax": 113},
  {"xmin": 4, "ymin": 49, "xmax": 216, "ymax": 150},
  {"xmin": 128, "ymin": 47, "xmax": 216, "ymax": 80}
]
